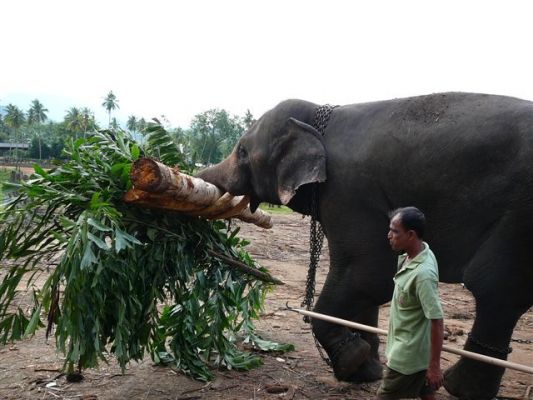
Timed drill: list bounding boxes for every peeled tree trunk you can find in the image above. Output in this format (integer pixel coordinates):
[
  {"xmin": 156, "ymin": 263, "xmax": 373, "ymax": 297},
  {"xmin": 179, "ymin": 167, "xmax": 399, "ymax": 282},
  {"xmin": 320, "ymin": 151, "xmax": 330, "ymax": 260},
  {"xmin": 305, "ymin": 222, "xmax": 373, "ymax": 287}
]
[{"xmin": 124, "ymin": 158, "xmax": 273, "ymax": 229}]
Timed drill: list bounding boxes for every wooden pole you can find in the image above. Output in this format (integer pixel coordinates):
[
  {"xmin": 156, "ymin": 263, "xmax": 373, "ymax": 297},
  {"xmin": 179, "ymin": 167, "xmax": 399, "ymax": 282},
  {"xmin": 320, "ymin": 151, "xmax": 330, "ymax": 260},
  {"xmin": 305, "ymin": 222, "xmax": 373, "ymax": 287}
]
[{"xmin": 287, "ymin": 306, "xmax": 533, "ymax": 375}]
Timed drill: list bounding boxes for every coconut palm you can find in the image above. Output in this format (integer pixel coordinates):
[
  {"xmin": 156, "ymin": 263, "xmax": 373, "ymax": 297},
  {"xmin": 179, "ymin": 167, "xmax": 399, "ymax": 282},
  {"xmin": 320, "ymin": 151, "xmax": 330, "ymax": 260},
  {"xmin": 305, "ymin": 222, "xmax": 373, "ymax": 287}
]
[
  {"xmin": 27, "ymin": 99, "xmax": 48, "ymax": 125},
  {"xmin": 27, "ymin": 100, "xmax": 48, "ymax": 159},
  {"xmin": 4, "ymin": 104, "xmax": 26, "ymax": 132},
  {"xmin": 137, "ymin": 118, "xmax": 147, "ymax": 134},
  {"xmin": 64, "ymin": 107, "xmax": 82, "ymax": 137},
  {"xmin": 126, "ymin": 115, "xmax": 138, "ymax": 133},
  {"xmin": 80, "ymin": 107, "xmax": 96, "ymax": 137},
  {"xmin": 110, "ymin": 117, "xmax": 120, "ymax": 130},
  {"xmin": 102, "ymin": 91, "xmax": 119, "ymax": 127},
  {"xmin": 4, "ymin": 104, "xmax": 26, "ymax": 155}
]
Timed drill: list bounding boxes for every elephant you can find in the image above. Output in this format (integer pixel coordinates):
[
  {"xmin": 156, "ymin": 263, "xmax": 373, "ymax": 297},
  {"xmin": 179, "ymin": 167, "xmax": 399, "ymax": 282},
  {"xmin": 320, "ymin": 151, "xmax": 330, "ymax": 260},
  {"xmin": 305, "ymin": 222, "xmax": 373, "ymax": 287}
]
[{"xmin": 196, "ymin": 92, "xmax": 533, "ymax": 400}]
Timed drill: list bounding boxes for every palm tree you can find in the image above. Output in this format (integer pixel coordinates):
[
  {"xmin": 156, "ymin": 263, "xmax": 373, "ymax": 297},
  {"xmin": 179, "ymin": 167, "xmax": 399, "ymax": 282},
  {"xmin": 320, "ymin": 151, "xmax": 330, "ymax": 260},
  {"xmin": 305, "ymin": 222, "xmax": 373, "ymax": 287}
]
[
  {"xmin": 126, "ymin": 115, "xmax": 138, "ymax": 133},
  {"xmin": 4, "ymin": 104, "xmax": 26, "ymax": 157},
  {"xmin": 27, "ymin": 99, "xmax": 48, "ymax": 125},
  {"xmin": 110, "ymin": 117, "xmax": 120, "ymax": 130},
  {"xmin": 80, "ymin": 107, "xmax": 96, "ymax": 138},
  {"xmin": 4, "ymin": 104, "xmax": 26, "ymax": 132},
  {"xmin": 137, "ymin": 118, "xmax": 147, "ymax": 134},
  {"xmin": 102, "ymin": 91, "xmax": 119, "ymax": 127},
  {"xmin": 27, "ymin": 99, "xmax": 48, "ymax": 159},
  {"xmin": 64, "ymin": 107, "xmax": 82, "ymax": 137}
]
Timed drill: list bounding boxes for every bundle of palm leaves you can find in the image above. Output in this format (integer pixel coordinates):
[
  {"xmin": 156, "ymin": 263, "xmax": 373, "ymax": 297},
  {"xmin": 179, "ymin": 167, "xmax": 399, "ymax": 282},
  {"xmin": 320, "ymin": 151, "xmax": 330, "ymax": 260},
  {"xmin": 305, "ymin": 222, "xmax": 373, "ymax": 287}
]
[{"xmin": 0, "ymin": 123, "xmax": 291, "ymax": 381}]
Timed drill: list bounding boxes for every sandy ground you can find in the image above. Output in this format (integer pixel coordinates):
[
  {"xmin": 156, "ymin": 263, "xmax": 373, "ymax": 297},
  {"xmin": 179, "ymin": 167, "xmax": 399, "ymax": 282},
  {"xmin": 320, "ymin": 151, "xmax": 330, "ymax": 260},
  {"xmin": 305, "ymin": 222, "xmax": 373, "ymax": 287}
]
[{"xmin": 0, "ymin": 212, "xmax": 531, "ymax": 400}]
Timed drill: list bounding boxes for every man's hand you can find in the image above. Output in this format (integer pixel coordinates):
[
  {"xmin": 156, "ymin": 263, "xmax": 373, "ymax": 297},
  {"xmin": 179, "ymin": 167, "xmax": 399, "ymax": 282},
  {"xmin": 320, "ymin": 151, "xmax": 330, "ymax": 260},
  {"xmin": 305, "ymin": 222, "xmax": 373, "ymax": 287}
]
[{"xmin": 426, "ymin": 365, "xmax": 444, "ymax": 390}]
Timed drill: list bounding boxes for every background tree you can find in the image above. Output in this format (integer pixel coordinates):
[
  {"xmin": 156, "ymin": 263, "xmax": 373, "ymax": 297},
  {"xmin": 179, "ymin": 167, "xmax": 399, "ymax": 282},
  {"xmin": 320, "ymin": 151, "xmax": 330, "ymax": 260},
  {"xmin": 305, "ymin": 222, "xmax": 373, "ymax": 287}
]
[
  {"xmin": 3, "ymin": 104, "xmax": 26, "ymax": 158},
  {"xmin": 243, "ymin": 109, "xmax": 255, "ymax": 129},
  {"xmin": 137, "ymin": 117, "xmax": 147, "ymax": 134},
  {"xmin": 188, "ymin": 109, "xmax": 246, "ymax": 165},
  {"xmin": 126, "ymin": 115, "xmax": 138, "ymax": 133},
  {"xmin": 0, "ymin": 103, "xmax": 6, "ymax": 141},
  {"xmin": 110, "ymin": 117, "xmax": 120, "ymax": 130},
  {"xmin": 80, "ymin": 107, "xmax": 97, "ymax": 137},
  {"xmin": 27, "ymin": 99, "xmax": 49, "ymax": 159},
  {"xmin": 64, "ymin": 107, "xmax": 82, "ymax": 138},
  {"xmin": 27, "ymin": 99, "xmax": 48, "ymax": 125},
  {"xmin": 102, "ymin": 91, "xmax": 119, "ymax": 127}
]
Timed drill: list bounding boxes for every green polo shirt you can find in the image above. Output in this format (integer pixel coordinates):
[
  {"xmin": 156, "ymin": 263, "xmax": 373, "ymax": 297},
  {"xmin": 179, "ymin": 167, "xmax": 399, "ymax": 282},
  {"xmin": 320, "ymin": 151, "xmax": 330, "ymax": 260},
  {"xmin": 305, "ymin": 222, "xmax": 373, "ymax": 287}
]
[{"xmin": 386, "ymin": 242, "xmax": 444, "ymax": 375}]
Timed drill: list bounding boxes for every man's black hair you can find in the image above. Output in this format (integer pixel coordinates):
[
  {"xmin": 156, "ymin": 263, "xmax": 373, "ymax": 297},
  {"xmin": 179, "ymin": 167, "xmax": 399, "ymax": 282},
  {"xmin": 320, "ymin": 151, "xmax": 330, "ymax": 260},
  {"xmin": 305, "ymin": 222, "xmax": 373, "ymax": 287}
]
[{"xmin": 389, "ymin": 206, "xmax": 426, "ymax": 239}]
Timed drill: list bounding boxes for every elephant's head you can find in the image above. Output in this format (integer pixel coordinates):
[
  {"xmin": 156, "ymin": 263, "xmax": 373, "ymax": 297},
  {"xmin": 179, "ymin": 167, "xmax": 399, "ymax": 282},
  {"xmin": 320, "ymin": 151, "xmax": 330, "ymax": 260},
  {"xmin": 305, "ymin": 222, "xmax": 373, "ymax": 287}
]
[{"xmin": 196, "ymin": 100, "xmax": 326, "ymax": 212}]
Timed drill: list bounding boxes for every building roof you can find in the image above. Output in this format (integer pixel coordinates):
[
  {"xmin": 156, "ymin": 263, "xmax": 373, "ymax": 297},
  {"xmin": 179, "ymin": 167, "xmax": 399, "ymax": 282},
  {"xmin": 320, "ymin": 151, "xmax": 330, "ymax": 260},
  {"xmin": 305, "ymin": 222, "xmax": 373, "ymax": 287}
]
[{"xmin": 0, "ymin": 142, "xmax": 30, "ymax": 149}]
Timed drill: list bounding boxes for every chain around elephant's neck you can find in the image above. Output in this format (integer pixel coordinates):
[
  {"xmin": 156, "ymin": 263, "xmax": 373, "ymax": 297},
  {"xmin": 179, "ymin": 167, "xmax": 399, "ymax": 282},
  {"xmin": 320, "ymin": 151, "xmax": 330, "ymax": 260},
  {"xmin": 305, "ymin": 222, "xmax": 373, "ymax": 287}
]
[
  {"xmin": 301, "ymin": 104, "xmax": 338, "ymax": 365},
  {"xmin": 301, "ymin": 104, "xmax": 337, "ymax": 316}
]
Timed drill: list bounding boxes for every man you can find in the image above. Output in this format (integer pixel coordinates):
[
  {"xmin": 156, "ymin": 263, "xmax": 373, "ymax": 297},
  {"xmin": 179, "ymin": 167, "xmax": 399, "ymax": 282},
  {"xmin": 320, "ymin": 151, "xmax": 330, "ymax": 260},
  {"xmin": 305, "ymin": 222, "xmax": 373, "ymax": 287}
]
[{"xmin": 377, "ymin": 207, "xmax": 444, "ymax": 400}]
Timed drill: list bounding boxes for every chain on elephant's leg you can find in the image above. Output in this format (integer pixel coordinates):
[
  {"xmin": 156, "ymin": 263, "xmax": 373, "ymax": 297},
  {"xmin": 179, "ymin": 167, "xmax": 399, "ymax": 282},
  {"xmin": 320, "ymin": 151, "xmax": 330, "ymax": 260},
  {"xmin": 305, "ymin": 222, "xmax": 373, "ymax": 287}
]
[
  {"xmin": 329, "ymin": 330, "xmax": 371, "ymax": 382},
  {"xmin": 444, "ymin": 338, "xmax": 506, "ymax": 400},
  {"xmin": 347, "ymin": 305, "xmax": 383, "ymax": 382},
  {"xmin": 443, "ymin": 303, "xmax": 523, "ymax": 400}
]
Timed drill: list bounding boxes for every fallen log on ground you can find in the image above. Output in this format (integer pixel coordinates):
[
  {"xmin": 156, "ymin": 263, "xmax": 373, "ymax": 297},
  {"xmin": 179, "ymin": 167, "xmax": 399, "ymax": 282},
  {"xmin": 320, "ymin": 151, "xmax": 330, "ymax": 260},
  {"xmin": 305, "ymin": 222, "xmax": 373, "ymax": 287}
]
[{"xmin": 124, "ymin": 158, "xmax": 273, "ymax": 229}]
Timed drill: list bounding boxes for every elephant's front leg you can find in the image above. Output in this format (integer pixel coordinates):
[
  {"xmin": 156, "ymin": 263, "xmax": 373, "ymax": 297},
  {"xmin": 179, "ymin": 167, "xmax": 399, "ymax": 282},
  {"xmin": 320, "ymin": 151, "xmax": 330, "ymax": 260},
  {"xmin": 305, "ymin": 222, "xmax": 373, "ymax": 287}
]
[{"xmin": 312, "ymin": 297, "xmax": 384, "ymax": 383}]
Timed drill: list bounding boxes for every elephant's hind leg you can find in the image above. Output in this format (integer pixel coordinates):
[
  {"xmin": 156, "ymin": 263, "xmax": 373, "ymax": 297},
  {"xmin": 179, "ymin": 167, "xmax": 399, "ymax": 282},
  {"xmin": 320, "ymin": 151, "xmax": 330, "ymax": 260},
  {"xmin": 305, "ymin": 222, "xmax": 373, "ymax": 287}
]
[
  {"xmin": 443, "ymin": 229, "xmax": 533, "ymax": 400},
  {"xmin": 443, "ymin": 302, "xmax": 528, "ymax": 400}
]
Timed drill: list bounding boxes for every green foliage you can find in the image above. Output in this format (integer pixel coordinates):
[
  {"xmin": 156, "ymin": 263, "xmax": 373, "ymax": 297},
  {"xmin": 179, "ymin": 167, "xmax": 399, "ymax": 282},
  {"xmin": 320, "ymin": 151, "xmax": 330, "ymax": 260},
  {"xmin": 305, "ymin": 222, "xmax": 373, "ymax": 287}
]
[
  {"xmin": 0, "ymin": 169, "xmax": 10, "ymax": 204},
  {"xmin": 102, "ymin": 91, "xmax": 119, "ymax": 127},
  {"xmin": 259, "ymin": 204, "xmax": 293, "ymax": 215},
  {"xmin": 27, "ymin": 99, "xmax": 49, "ymax": 125},
  {"xmin": 188, "ymin": 109, "xmax": 247, "ymax": 165},
  {"xmin": 0, "ymin": 125, "xmax": 289, "ymax": 379},
  {"xmin": 3, "ymin": 104, "xmax": 26, "ymax": 131}
]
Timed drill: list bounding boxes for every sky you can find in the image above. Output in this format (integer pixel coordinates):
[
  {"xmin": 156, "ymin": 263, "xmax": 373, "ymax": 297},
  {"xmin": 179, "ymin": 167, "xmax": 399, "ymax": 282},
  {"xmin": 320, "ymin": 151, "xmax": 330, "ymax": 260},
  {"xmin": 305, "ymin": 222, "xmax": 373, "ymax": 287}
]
[{"xmin": 2, "ymin": 0, "xmax": 533, "ymax": 128}]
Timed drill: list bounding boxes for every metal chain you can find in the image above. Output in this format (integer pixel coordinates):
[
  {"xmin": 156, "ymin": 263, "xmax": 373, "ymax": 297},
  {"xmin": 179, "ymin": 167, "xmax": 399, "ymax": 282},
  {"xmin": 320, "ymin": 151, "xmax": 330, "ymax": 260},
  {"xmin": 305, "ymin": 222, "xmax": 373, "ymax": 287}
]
[
  {"xmin": 300, "ymin": 104, "xmax": 338, "ymax": 366},
  {"xmin": 511, "ymin": 337, "xmax": 533, "ymax": 344},
  {"xmin": 468, "ymin": 332, "xmax": 513, "ymax": 355},
  {"xmin": 300, "ymin": 189, "xmax": 325, "ymax": 322}
]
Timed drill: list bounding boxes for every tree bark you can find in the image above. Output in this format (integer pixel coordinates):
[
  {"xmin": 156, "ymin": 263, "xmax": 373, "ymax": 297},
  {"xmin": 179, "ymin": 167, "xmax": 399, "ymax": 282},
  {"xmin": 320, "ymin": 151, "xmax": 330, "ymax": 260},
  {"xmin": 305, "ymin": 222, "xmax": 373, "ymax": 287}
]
[{"xmin": 124, "ymin": 158, "xmax": 273, "ymax": 229}]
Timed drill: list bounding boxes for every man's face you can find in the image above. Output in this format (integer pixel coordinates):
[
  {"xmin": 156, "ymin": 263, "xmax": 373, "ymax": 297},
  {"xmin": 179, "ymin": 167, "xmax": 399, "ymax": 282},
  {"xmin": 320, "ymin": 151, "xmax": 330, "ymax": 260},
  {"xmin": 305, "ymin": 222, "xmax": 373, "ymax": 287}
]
[{"xmin": 388, "ymin": 214, "xmax": 411, "ymax": 252}]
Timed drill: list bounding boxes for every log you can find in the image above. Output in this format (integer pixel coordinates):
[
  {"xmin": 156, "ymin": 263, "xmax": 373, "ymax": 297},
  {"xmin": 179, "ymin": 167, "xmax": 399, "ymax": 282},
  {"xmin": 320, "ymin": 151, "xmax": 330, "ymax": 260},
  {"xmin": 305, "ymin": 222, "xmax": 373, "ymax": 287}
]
[
  {"xmin": 124, "ymin": 158, "xmax": 273, "ymax": 229},
  {"xmin": 286, "ymin": 306, "xmax": 533, "ymax": 375}
]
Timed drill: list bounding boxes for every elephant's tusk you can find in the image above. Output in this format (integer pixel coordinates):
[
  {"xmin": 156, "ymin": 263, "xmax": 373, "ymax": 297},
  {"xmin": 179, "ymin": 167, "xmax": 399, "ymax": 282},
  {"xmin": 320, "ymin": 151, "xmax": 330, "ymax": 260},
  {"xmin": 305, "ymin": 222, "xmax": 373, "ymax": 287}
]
[{"xmin": 285, "ymin": 305, "xmax": 533, "ymax": 375}]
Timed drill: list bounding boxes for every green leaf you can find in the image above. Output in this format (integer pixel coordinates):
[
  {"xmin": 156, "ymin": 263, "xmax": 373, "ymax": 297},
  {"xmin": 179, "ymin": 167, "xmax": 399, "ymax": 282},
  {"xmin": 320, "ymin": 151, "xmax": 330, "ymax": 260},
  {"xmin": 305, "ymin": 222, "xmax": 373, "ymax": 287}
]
[
  {"xmin": 33, "ymin": 164, "xmax": 48, "ymax": 178},
  {"xmin": 81, "ymin": 244, "xmax": 97, "ymax": 268},
  {"xmin": 24, "ymin": 305, "xmax": 43, "ymax": 338},
  {"xmin": 130, "ymin": 144, "xmax": 140, "ymax": 160},
  {"xmin": 251, "ymin": 335, "xmax": 295, "ymax": 352},
  {"xmin": 87, "ymin": 232, "xmax": 110, "ymax": 250},
  {"xmin": 87, "ymin": 218, "xmax": 112, "ymax": 232}
]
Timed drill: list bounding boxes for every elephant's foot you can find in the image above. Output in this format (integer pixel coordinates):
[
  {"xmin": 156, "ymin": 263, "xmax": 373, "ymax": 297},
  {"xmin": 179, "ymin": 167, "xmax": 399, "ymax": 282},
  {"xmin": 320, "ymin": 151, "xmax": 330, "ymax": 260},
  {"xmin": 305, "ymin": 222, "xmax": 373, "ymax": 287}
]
[
  {"xmin": 328, "ymin": 334, "xmax": 377, "ymax": 382},
  {"xmin": 444, "ymin": 357, "xmax": 504, "ymax": 400},
  {"xmin": 345, "ymin": 355, "xmax": 383, "ymax": 383}
]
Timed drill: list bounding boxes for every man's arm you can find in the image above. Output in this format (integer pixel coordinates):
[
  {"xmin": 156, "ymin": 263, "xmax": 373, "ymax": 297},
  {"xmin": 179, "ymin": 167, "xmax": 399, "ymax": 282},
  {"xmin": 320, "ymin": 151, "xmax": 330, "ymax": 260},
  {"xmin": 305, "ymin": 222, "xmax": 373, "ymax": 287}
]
[{"xmin": 426, "ymin": 318, "xmax": 444, "ymax": 389}]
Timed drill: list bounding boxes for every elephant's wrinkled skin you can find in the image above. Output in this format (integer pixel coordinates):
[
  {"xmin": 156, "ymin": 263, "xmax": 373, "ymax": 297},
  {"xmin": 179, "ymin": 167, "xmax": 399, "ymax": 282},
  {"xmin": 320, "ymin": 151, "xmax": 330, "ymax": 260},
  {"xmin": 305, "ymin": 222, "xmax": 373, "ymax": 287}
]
[{"xmin": 197, "ymin": 92, "xmax": 533, "ymax": 400}]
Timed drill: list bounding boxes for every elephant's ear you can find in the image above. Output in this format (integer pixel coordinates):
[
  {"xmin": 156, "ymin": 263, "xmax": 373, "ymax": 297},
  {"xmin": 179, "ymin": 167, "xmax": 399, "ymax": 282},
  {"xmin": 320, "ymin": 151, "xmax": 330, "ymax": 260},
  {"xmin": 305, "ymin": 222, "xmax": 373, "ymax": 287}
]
[{"xmin": 276, "ymin": 118, "xmax": 327, "ymax": 205}]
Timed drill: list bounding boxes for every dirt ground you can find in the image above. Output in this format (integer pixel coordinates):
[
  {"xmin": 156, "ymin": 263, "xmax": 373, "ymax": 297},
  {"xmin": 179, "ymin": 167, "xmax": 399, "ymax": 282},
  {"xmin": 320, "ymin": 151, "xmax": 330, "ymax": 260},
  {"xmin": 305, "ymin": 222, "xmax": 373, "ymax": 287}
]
[{"xmin": 0, "ymin": 212, "xmax": 531, "ymax": 400}]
